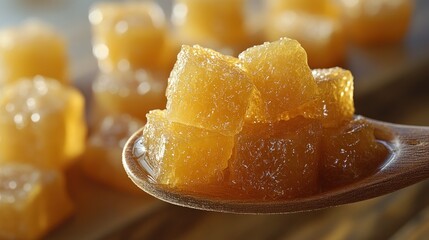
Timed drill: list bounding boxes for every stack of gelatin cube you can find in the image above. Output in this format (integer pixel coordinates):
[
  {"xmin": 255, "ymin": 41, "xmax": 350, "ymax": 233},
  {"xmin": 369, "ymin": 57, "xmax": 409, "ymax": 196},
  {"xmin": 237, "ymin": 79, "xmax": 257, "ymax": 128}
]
[
  {"xmin": 83, "ymin": 1, "xmax": 179, "ymax": 193},
  {"xmin": 140, "ymin": 38, "xmax": 387, "ymax": 200},
  {"xmin": 0, "ymin": 21, "xmax": 86, "ymax": 239}
]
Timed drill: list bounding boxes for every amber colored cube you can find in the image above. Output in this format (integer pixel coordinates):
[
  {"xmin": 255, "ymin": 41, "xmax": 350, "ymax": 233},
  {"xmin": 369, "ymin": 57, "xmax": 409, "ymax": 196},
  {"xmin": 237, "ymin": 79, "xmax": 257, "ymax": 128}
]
[
  {"xmin": 337, "ymin": 0, "xmax": 413, "ymax": 45},
  {"xmin": 171, "ymin": 0, "xmax": 249, "ymax": 55},
  {"xmin": 166, "ymin": 45, "xmax": 253, "ymax": 136},
  {"xmin": 0, "ymin": 76, "xmax": 86, "ymax": 169},
  {"xmin": 265, "ymin": 12, "xmax": 346, "ymax": 68},
  {"xmin": 92, "ymin": 69, "xmax": 167, "ymax": 122},
  {"xmin": 267, "ymin": 0, "xmax": 338, "ymax": 16},
  {"xmin": 0, "ymin": 21, "xmax": 69, "ymax": 86},
  {"xmin": 239, "ymin": 38, "xmax": 318, "ymax": 122},
  {"xmin": 89, "ymin": 2, "xmax": 166, "ymax": 72},
  {"xmin": 0, "ymin": 164, "xmax": 73, "ymax": 240},
  {"xmin": 311, "ymin": 67, "xmax": 354, "ymax": 126},
  {"xmin": 229, "ymin": 117, "xmax": 322, "ymax": 199},
  {"xmin": 141, "ymin": 110, "xmax": 234, "ymax": 187},
  {"xmin": 321, "ymin": 118, "xmax": 388, "ymax": 189},
  {"xmin": 82, "ymin": 114, "xmax": 144, "ymax": 193},
  {"xmin": 155, "ymin": 32, "xmax": 182, "ymax": 74}
]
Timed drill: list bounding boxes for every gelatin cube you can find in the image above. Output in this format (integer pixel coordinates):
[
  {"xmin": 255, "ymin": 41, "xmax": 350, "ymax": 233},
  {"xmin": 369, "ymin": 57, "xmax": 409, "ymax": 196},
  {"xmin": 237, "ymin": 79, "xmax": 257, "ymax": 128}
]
[
  {"xmin": 0, "ymin": 21, "xmax": 69, "ymax": 86},
  {"xmin": 267, "ymin": 0, "xmax": 338, "ymax": 16},
  {"xmin": 92, "ymin": 69, "xmax": 167, "ymax": 121},
  {"xmin": 156, "ymin": 33, "xmax": 182, "ymax": 73},
  {"xmin": 166, "ymin": 45, "xmax": 254, "ymax": 135},
  {"xmin": 229, "ymin": 117, "xmax": 322, "ymax": 199},
  {"xmin": 82, "ymin": 114, "xmax": 144, "ymax": 193},
  {"xmin": 0, "ymin": 76, "xmax": 86, "ymax": 169},
  {"xmin": 172, "ymin": 0, "xmax": 248, "ymax": 54},
  {"xmin": 337, "ymin": 0, "xmax": 413, "ymax": 45},
  {"xmin": 311, "ymin": 67, "xmax": 354, "ymax": 126},
  {"xmin": 0, "ymin": 164, "xmax": 73, "ymax": 240},
  {"xmin": 89, "ymin": 2, "xmax": 166, "ymax": 72},
  {"xmin": 142, "ymin": 110, "xmax": 234, "ymax": 186},
  {"xmin": 239, "ymin": 38, "xmax": 318, "ymax": 122},
  {"xmin": 265, "ymin": 11, "xmax": 346, "ymax": 68},
  {"xmin": 321, "ymin": 118, "xmax": 388, "ymax": 188}
]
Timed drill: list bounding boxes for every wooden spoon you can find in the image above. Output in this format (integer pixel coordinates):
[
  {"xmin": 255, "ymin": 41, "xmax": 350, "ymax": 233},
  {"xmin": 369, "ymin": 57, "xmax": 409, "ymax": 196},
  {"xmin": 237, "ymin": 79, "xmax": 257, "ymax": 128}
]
[{"xmin": 122, "ymin": 116, "xmax": 429, "ymax": 214}]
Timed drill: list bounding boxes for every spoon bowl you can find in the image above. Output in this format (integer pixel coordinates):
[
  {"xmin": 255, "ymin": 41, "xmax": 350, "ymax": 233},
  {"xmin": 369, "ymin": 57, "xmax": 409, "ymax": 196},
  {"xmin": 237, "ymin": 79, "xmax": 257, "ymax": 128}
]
[{"xmin": 122, "ymin": 116, "xmax": 429, "ymax": 214}]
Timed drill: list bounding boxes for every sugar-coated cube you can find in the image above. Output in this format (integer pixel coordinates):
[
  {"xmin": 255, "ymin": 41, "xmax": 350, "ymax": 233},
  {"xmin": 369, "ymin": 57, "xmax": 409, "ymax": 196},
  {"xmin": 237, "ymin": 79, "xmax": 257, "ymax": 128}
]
[
  {"xmin": 337, "ymin": 0, "xmax": 413, "ymax": 45},
  {"xmin": 0, "ymin": 164, "xmax": 73, "ymax": 240},
  {"xmin": 0, "ymin": 21, "xmax": 69, "ymax": 86},
  {"xmin": 141, "ymin": 110, "xmax": 234, "ymax": 187},
  {"xmin": 267, "ymin": 0, "xmax": 337, "ymax": 16},
  {"xmin": 0, "ymin": 76, "xmax": 86, "ymax": 169},
  {"xmin": 171, "ymin": 0, "xmax": 248, "ymax": 55},
  {"xmin": 89, "ymin": 2, "xmax": 166, "ymax": 72},
  {"xmin": 166, "ymin": 45, "xmax": 253, "ymax": 136},
  {"xmin": 92, "ymin": 69, "xmax": 167, "ymax": 122},
  {"xmin": 321, "ymin": 118, "xmax": 388, "ymax": 188},
  {"xmin": 82, "ymin": 114, "xmax": 144, "ymax": 193},
  {"xmin": 311, "ymin": 67, "xmax": 354, "ymax": 126},
  {"xmin": 239, "ymin": 38, "xmax": 318, "ymax": 122},
  {"xmin": 155, "ymin": 32, "xmax": 182, "ymax": 74},
  {"xmin": 229, "ymin": 117, "xmax": 322, "ymax": 199},
  {"xmin": 265, "ymin": 11, "xmax": 346, "ymax": 68}
]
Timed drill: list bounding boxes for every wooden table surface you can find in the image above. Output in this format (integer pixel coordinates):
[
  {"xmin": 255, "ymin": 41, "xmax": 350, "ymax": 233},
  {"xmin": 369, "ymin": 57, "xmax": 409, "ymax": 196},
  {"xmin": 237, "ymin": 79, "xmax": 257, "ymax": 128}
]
[{"xmin": 1, "ymin": 0, "xmax": 429, "ymax": 239}]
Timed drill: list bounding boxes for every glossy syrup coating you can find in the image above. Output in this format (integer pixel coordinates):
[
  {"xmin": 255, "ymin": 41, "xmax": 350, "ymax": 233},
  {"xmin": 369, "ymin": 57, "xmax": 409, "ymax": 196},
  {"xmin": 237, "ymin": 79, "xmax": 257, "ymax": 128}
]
[
  {"xmin": 0, "ymin": 21, "xmax": 69, "ymax": 86},
  {"xmin": 82, "ymin": 114, "xmax": 144, "ymax": 194},
  {"xmin": 89, "ymin": 1, "xmax": 166, "ymax": 72},
  {"xmin": 321, "ymin": 118, "xmax": 388, "ymax": 189},
  {"xmin": 239, "ymin": 38, "xmax": 318, "ymax": 122},
  {"xmin": 0, "ymin": 164, "xmax": 73, "ymax": 240},
  {"xmin": 171, "ymin": 0, "xmax": 249, "ymax": 55},
  {"xmin": 0, "ymin": 76, "xmax": 86, "ymax": 169},
  {"xmin": 92, "ymin": 69, "xmax": 167, "ymax": 122},
  {"xmin": 337, "ymin": 0, "xmax": 413, "ymax": 45},
  {"xmin": 229, "ymin": 117, "xmax": 322, "ymax": 199},
  {"xmin": 141, "ymin": 110, "xmax": 234, "ymax": 187},
  {"xmin": 166, "ymin": 45, "xmax": 254, "ymax": 136}
]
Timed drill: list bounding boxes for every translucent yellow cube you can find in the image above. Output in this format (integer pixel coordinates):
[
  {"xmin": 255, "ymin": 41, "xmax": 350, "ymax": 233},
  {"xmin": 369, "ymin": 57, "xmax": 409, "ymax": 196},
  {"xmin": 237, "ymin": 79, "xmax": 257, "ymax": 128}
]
[
  {"xmin": 311, "ymin": 67, "xmax": 354, "ymax": 126},
  {"xmin": 0, "ymin": 164, "xmax": 73, "ymax": 240},
  {"xmin": 141, "ymin": 110, "xmax": 234, "ymax": 187},
  {"xmin": 239, "ymin": 38, "xmax": 318, "ymax": 122},
  {"xmin": 0, "ymin": 76, "xmax": 86, "ymax": 169},
  {"xmin": 337, "ymin": 0, "xmax": 413, "ymax": 45},
  {"xmin": 166, "ymin": 45, "xmax": 254, "ymax": 135},
  {"xmin": 92, "ymin": 69, "xmax": 167, "ymax": 122},
  {"xmin": 267, "ymin": 0, "xmax": 338, "ymax": 16},
  {"xmin": 155, "ymin": 32, "xmax": 182, "ymax": 74},
  {"xmin": 0, "ymin": 21, "xmax": 69, "ymax": 86},
  {"xmin": 171, "ymin": 0, "xmax": 249, "ymax": 55},
  {"xmin": 321, "ymin": 118, "xmax": 388, "ymax": 188},
  {"xmin": 265, "ymin": 11, "xmax": 346, "ymax": 68},
  {"xmin": 229, "ymin": 117, "xmax": 322, "ymax": 199},
  {"xmin": 82, "ymin": 114, "xmax": 144, "ymax": 193},
  {"xmin": 89, "ymin": 1, "xmax": 167, "ymax": 72}
]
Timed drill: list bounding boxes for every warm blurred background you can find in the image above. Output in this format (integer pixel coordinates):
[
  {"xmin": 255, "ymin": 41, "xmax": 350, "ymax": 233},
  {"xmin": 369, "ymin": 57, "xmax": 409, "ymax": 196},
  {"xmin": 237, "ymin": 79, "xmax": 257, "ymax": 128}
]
[{"xmin": 0, "ymin": 0, "xmax": 428, "ymax": 239}]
